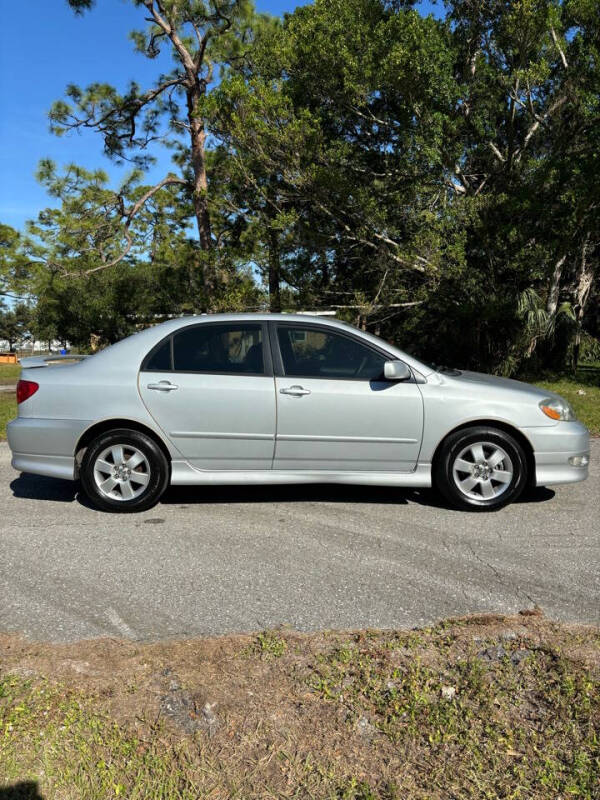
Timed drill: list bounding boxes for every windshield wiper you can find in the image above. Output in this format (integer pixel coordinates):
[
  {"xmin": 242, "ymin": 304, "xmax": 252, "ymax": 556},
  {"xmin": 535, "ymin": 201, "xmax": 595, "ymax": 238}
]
[{"xmin": 433, "ymin": 364, "xmax": 462, "ymax": 376}]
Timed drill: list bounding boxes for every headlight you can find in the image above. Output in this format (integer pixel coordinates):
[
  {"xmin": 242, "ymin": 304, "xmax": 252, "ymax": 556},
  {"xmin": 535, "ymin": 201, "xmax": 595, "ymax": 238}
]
[{"xmin": 539, "ymin": 397, "xmax": 576, "ymax": 421}]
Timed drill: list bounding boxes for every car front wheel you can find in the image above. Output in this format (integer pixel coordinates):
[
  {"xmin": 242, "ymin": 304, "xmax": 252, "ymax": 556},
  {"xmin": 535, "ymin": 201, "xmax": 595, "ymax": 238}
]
[
  {"xmin": 80, "ymin": 428, "xmax": 169, "ymax": 513},
  {"xmin": 434, "ymin": 426, "xmax": 528, "ymax": 511}
]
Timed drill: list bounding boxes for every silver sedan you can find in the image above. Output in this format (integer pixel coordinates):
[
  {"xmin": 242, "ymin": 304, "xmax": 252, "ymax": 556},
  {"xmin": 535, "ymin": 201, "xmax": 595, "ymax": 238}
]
[{"xmin": 7, "ymin": 314, "xmax": 590, "ymax": 512}]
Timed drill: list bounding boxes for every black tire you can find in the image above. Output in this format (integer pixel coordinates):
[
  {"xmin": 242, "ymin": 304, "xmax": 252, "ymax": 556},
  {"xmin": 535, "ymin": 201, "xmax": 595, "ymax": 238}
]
[
  {"xmin": 433, "ymin": 426, "xmax": 528, "ymax": 511},
  {"xmin": 80, "ymin": 428, "xmax": 169, "ymax": 513}
]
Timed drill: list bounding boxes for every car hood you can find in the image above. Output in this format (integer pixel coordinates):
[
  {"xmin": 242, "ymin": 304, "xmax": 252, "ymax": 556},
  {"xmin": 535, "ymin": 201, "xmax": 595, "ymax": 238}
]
[{"xmin": 447, "ymin": 370, "xmax": 560, "ymax": 402}]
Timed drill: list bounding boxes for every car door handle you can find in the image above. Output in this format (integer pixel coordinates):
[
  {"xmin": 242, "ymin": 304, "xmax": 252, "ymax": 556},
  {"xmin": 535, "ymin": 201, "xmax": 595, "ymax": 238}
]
[
  {"xmin": 147, "ymin": 381, "xmax": 179, "ymax": 392},
  {"xmin": 280, "ymin": 385, "xmax": 311, "ymax": 397}
]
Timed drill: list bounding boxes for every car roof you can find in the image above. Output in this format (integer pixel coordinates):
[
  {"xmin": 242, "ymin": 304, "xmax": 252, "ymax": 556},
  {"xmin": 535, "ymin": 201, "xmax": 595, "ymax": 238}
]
[
  {"xmin": 85, "ymin": 313, "xmax": 434, "ymax": 378},
  {"xmin": 156, "ymin": 312, "xmax": 353, "ymax": 325},
  {"xmin": 137, "ymin": 313, "xmax": 368, "ymax": 339}
]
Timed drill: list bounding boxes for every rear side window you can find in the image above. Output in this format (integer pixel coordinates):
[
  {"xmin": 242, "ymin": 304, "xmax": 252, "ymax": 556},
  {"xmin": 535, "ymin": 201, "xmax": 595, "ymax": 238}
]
[
  {"xmin": 172, "ymin": 324, "xmax": 264, "ymax": 374},
  {"xmin": 143, "ymin": 338, "xmax": 172, "ymax": 371}
]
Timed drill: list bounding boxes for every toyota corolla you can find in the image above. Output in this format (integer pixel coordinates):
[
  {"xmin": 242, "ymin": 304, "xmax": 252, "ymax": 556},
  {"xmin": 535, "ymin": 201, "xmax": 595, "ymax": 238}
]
[{"xmin": 7, "ymin": 314, "xmax": 590, "ymax": 512}]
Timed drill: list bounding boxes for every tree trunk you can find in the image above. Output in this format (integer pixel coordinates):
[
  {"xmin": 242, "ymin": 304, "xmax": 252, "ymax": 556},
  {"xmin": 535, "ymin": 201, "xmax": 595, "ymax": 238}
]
[
  {"xmin": 187, "ymin": 86, "xmax": 214, "ymax": 295},
  {"xmin": 267, "ymin": 227, "xmax": 281, "ymax": 313},
  {"xmin": 546, "ymin": 254, "xmax": 567, "ymax": 315},
  {"xmin": 572, "ymin": 235, "xmax": 595, "ymax": 373},
  {"xmin": 141, "ymin": 1, "xmax": 215, "ymax": 297}
]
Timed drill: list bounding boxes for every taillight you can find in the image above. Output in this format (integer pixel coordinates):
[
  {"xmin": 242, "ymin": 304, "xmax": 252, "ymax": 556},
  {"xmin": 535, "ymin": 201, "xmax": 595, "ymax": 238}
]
[{"xmin": 16, "ymin": 379, "xmax": 39, "ymax": 404}]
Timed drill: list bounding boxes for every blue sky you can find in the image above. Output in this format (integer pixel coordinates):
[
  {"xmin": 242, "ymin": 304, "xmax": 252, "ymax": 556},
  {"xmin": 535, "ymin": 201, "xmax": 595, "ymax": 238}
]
[{"xmin": 0, "ymin": 0, "xmax": 438, "ymax": 231}]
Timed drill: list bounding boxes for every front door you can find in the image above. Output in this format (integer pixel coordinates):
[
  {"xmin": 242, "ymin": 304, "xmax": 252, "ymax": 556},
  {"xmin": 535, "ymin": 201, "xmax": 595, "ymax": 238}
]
[
  {"xmin": 139, "ymin": 322, "xmax": 276, "ymax": 470},
  {"xmin": 272, "ymin": 324, "xmax": 424, "ymax": 471}
]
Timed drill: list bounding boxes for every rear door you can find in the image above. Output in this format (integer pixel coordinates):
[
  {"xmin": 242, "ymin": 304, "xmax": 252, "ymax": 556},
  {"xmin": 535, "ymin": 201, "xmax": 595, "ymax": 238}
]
[
  {"xmin": 271, "ymin": 323, "xmax": 424, "ymax": 472},
  {"xmin": 139, "ymin": 322, "xmax": 276, "ymax": 470}
]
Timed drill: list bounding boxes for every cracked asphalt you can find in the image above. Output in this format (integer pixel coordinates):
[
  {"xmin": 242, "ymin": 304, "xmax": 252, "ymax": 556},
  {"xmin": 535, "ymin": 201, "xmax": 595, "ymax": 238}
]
[{"xmin": 1, "ymin": 441, "xmax": 598, "ymax": 643}]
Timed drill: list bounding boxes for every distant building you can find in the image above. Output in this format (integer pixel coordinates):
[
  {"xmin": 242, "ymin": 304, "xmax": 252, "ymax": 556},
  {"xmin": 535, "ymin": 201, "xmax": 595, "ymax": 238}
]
[{"xmin": 0, "ymin": 339, "xmax": 70, "ymax": 353}]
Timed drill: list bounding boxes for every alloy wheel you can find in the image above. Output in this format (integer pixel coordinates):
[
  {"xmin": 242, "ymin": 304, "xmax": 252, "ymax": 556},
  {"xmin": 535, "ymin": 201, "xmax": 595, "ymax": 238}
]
[
  {"xmin": 93, "ymin": 444, "xmax": 151, "ymax": 502},
  {"xmin": 451, "ymin": 441, "xmax": 514, "ymax": 501}
]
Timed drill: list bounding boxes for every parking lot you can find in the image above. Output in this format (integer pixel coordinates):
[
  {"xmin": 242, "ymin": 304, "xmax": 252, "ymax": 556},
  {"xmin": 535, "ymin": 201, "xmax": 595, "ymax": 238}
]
[{"xmin": 1, "ymin": 440, "xmax": 598, "ymax": 642}]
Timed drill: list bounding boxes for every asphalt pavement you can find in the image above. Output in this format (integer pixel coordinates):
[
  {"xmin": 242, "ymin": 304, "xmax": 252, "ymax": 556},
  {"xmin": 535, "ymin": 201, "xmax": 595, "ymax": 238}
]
[{"xmin": 1, "ymin": 441, "xmax": 598, "ymax": 642}]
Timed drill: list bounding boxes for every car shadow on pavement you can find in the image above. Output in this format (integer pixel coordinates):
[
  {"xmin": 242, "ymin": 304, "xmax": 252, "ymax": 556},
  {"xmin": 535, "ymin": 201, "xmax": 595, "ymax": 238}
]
[
  {"xmin": 163, "ymin": 483, "xmax": 419, "ymax": 506},
  {"xmin": 160, "ymin": 483, "xmax": 555, "ymax": 509},
  {"xmin": 10, "ymin": 473, "xmax": 78, "ymax": 502},
  {"xmin": 9, "ymin": 473, "xmax": 555, "ymax": 511},
  {"xmin": 9, "ymin": 474, "xmax": 97, "ymax": 510}
]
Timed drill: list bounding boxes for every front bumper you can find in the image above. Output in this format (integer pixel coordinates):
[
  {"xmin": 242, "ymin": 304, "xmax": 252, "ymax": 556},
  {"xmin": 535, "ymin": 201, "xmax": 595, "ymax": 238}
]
[
  {"xmin": 7, "ymin": 417, "xmax": 92, "ymax": 481},
  {"xmin": 522, "ymin": 420, "xmax": 590, "ymax": 486}
]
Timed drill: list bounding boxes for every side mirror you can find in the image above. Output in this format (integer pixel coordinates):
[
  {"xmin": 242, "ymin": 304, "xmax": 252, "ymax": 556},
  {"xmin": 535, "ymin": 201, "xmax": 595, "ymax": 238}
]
[{"xmin": 384, "ymin": 360, "xmax": 412, "ymax": 381}]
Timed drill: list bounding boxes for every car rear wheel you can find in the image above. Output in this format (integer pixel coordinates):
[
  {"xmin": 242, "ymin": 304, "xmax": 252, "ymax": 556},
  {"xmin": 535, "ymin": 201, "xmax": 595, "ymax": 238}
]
[
  {"xmin": 80, "ymin": 428, "xmax": 169, "ymax": 513},
  {"xmin": 434, "ymin": 426, "xmax": 528, "ymax": 511}
]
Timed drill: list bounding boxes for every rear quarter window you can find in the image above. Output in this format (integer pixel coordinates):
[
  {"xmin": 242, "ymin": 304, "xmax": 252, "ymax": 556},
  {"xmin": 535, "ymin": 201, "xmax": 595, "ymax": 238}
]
[{"xmin": 142, "ymin": 338, "xmax": 172, "ymax": 371}]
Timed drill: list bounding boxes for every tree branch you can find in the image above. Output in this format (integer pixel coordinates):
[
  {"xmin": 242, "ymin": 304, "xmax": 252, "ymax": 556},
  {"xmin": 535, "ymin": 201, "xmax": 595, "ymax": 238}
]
[
  {"xmin": 58, "ymin": 229, "xmax": 133, "ymax": 277},
  {"xmin": 328, "ymin": 301, "xmax": 424, "ymax": 310},
  {"xmin": 488, "ymin": 141, "xmax": 506, "ymax": 164},
  {"xmin": 122, "ymin": 174, "xmax": 188, "ymax": 228},
  {"xmin": 55, "ymin": 76, "xmax": 185, "ymax": 139},
  {"xmin": 516, "ymin": 95, "xmax": 568, "ymax": 159},
  {"xmin": 144, "ymin": 1, "xmax": 197, "ymax": 79},
  {"xmin": 59, "ymin": 174, "xmax": 188, "ymax": 278},
  {"xmin": 550, "ymin": 27, "xmax": 568, "ymax": 70}
]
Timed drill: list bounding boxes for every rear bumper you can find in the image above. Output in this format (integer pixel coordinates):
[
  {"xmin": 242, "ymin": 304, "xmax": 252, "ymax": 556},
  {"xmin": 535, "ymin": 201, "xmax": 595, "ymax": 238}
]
[
  {"xmin": 522, "ymin": 421, "xmax": 590, "ymax": 486},
  {"xmin": 7, "ymin": 417, "xmax": 91, "ymax": 481}
]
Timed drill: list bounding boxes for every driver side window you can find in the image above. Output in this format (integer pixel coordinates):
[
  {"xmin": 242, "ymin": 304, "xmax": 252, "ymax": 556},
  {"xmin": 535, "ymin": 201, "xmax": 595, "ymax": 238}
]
[{"xmin": 277, "ymin": 326, "xmax": 386, "ymax": 380}]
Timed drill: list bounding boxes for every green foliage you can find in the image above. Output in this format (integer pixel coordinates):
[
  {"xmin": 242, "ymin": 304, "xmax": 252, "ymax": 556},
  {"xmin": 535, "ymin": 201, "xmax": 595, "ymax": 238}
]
[
  {"xmin": 1, "ymin": 0, "xmax": 598, "ymax": 370},
  {"xmin": 0, "ymin": 224, "xmax": 32, "ymax": 299},
  {"xmin": 247, "ymin": 630, "xmax": 288, "ymax": 659},
  {"xmin": 0, "ymin": 303, "xmax": 32, "ymax": 351},
  {"xmin": 57, "ymin": 1, "xmax": 261, "ymax": 167},
  {"xmin": 578, "ymin": 333, "xmax": 600, "ymax": 364}
]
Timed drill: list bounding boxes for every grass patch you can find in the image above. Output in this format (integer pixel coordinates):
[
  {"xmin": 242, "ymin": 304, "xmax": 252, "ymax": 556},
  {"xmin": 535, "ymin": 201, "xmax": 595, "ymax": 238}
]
[
  {"xmin": 534, "ymin": 379, "xmax": 600, "ymax": 434},
  {"xmin": 0, "ymin": 392, "xmax": 16, "ymax": 440},
  {"xmin": 247, "ymin": 630, "xmax": 288, "ymax": 659},
  {"xmin": 0, "ymin": 364, "xmax": 19, "ymax": 439},
  {"xmin": 530, "ymin": 365, "xmax": 600, "ymax": 435},
  {"xmin": 1, "ymin": 615, "xmax": 598, "ymax": 799},
  {"xmin": 0, "ymin": 363, "xmax": 20, "ymax": 385}
]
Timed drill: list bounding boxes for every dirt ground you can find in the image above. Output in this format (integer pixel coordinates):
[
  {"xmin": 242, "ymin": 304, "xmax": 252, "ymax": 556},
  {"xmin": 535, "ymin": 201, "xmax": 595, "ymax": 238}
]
[{"xmin": 1, "ymin": 612, "xmax": 599, "ymax": 799}]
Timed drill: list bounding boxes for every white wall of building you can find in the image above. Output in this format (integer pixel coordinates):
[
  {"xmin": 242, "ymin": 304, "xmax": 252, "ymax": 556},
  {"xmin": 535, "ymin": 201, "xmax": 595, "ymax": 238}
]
[{"xmin": 0, "ymin": 339, "xmax": 69, "ymax": 353}]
